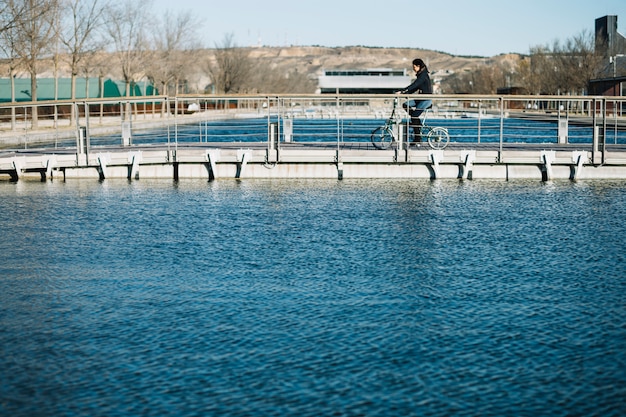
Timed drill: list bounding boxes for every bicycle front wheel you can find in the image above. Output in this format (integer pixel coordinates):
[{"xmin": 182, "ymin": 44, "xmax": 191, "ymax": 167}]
[
  {"xmin": 427, "ymin": 127, "xmax": 450, "ymax": 150},
  {"xmin": 371, "ymin": 126, "xmax": 394, "ymax": 150}
]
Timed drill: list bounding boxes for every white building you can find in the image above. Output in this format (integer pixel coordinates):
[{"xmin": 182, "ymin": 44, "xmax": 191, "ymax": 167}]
[{"xmin": 317, "ymin": 68, "xmax": 412, "ymax": 94}]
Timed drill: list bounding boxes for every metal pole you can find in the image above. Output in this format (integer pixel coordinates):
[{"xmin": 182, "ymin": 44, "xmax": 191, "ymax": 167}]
[
  {"xmin": 477, "ymin": 100, "xmax": 482, "ymax": 144},
  {"xmin": 613, "ymin": 99, "xmax": 618, "ymax": 144},
  {"xmin": 498, "ymin": 97, "xmax": 504, "ymax": 161},
  {"xmin": 75, "ymin": 102, "xmax": 82, "ymax": 154},
  {"xmin": 602, "ymin": 98, "xmax": 607, "ymax": 165},
  {"xmin": 336, "ymin": 95, "xmax": 341, "ymax": 151},
  {"xmin": 166, "ymin": 97, "xmax": 171, "ymax": 154},
  {"xmin": 84, "ymin": 101, "xmax": 90, "ymax": 160},
  {"xmin": 174, "ymin": 97, "xmax": 178, "ymax": 154},
  {"xmin": 267, "ymin": 96, "xmax": 271, "ymax": 148},
  {"xmin": 268, "ymin": 96, "xmax": 275, "ymax": 151}
]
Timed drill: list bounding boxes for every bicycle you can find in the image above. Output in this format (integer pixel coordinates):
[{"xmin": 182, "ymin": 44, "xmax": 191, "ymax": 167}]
[{"xmin": 370, "ymin": 97, "xmax": 450, "ymax": 150}]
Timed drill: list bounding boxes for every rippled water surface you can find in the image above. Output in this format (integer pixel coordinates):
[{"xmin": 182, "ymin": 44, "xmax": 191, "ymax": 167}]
[{"xmin": 1, "ymin": 178, "xmax": 625, "ymax": 416}]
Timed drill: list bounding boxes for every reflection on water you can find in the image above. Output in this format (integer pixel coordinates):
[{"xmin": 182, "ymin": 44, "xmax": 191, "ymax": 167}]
[{"xmin": 1, "ymin": 179, "xmax": 625, "ymax": 416}]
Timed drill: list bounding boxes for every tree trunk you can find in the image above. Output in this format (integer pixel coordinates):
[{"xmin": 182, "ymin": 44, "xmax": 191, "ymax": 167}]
[
  {"xmin": 30, "ymin": 72, "xmax": 38, "ymax": 129},
  {"xmin": 71, "ymin": 73, "xmax": 77, "ymax": 126},
  {"xmin": 10, "ymin": 70, "xmax": 16, "ymax": 131},
  {"xmin": 99, "ymin": 75, "xmax": 104, "ymax": 123}
]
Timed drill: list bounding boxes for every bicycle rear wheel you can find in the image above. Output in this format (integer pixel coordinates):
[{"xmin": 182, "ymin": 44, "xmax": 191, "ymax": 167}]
[
  {"xmin": 371, "ymin": 126, "xmax": 394, "ymax": 150},
  {"xmin": 427, "ymin": 127, "xmax": 450, "ymax": 150}
]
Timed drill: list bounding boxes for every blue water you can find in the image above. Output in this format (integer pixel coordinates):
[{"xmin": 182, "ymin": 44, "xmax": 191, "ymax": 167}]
[
  {"xmin": 1, "ymin": 179, "xmax": 626, "ymax": 416},
  {"xmin": 194, "ymin": 117, "xmax": 625, "ymax": 145},
  {"xmin": 61, "ymin": 117, "xmax": 625, "ymax": 149}
]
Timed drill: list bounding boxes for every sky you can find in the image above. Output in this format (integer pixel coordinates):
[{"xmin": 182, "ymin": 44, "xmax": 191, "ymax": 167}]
[{"xmin": 150, "ymin": 0, "xmax": 626, "ymax": 57}]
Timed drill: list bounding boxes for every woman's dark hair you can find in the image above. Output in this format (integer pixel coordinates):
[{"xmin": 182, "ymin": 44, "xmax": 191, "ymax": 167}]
[{"xmin": 412, "ymin": 58, "xmax": 428, "ymax": 72}]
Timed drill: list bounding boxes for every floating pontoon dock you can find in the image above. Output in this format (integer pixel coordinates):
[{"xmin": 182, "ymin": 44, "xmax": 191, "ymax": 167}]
[
  {"xmin": 2, "ymin": 141, "xmax": 626, "ymax": 181},
  {"xmin": 1, "ymin": 94, "xmax": 625, "ymax": 181}
]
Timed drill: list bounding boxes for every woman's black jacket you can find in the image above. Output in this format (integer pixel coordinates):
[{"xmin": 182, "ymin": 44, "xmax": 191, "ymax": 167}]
[{"xmin": 400, "ymin": 70, "xmax": 432, "ymax": 94}]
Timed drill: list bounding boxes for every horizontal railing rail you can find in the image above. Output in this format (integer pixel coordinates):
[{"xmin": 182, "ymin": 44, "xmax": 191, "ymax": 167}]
[{"xmin": 1, "ymin": 94, "xmax": 625, "ymax": 151}]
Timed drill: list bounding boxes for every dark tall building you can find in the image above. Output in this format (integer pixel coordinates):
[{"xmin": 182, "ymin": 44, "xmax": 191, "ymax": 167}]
[
  {"xmin": 595, "ymin": 15, "xmax": 626, "ymax": 57},
  {"xmin": 590, "ymin": 14, "xmax": 626, "ymax": 96}
]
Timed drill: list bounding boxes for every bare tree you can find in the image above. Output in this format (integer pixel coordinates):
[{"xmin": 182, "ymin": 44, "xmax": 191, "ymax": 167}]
[
  {"xmin": 148, "ymin": 8, "xmax": 200, "ymax": 96},
  {"xmin": 249, "ymin": 64, "xmax": 316, "ymax": 94},
  {"xmin": 0, "ymin": 0, "xmax": 24, "ymax": 34},
  {"xmin": 0, "ymin": 24, "xmax": 20, "ymax": 99},
  {"xmin": 441, "ymin": 30, "xmax": 605, "ymax": 96},
  {"xmin": 105, "ymin": 0, "xmax": 150, "ymax": 99},
  {"xmin": 7, "ymin": 0, "xmax": 60, "ymax": 127},
  {"xmin": 525, "ymin": 45, "xmax": 557, "ymax": 94},
  {"xmin": 206, "ymin": 33, "xmax": 252, "ymax": 94},
  {"xmin": 0, "ymin": 1, "xmax": 27, "ymax": 129},
  {"xmin": 558, "ymin": 30, "xmax": 604, "ymax": 94},
  {"xmin": 526, "ymin": 31, "xmax": 603, "ymax": 95},
  {"xmin": 440, "ymin": 61, "xmax": 516, "ymax": 95},
  {"xmin": 59, "ymin": 0, "xmax": 107, "ymax": 111}
]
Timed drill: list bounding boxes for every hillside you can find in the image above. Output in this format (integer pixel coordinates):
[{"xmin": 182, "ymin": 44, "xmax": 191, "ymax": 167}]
[
  {"xmin": 248, "ymin": 46, "xmax": 495, "ymax": 73},
  {"xmin": 2, "ymin": 46, "xmax": 522, "ymax": 93},
  {"xmin": 220, "ymin": 46, "xmax": 521, "ymax": 93}
]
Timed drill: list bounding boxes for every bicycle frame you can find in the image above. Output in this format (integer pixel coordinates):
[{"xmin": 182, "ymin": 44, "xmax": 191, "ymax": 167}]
[
  {"xmin": 370, "ymin": 97, "xmax": 449, "ymax": 150},
  {"xmin": 385, "ymin": 97, "xmax": 403, "ymax": 128}
]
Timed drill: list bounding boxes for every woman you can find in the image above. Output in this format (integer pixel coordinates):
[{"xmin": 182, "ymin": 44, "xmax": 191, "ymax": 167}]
[{"xmin": 397, "ymin": 58, "xmax": 433, "ymax": 142}]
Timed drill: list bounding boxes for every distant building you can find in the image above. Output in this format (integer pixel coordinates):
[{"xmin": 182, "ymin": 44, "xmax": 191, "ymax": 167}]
[
  {"xmin": 588, "ymin": 75, "xmax": 626, "ymax": 96},
  {"xmin": 589, "ymin": 15, "xmax": 626, "ymax": 98},
  {"xmin": 0, "ymin": 77, "xmax": 157, "ymax": 103},
  {"xmin": 317, "ymin": 68, "xmax": 411, "ymax": 94},
  {"xmin": 595, "ymin": 15, "xmax": 626, "ymax": 58}
]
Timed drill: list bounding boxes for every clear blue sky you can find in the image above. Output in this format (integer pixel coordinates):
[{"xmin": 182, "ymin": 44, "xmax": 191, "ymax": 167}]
[{"xmin": 151, "ymin": 0, "xmax": 626, "ymax": 57}]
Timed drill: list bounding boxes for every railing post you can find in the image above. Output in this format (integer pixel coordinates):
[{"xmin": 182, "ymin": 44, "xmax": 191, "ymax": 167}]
[
  {"xmin": 591, "ymin": 98, "xmax": 607, "ymax": 165},
  {"xmin": 336, "ymin": 95, "xmax": 342, "ymax": 150},
  {"xmin": 165, "ymin": 97, "xmax": 171, "ymax": 156},
  {"xmin": 84, "ymin": 101, "xmax": 91, "ymax": 160},
  {"xmin": 119, "ymin": 100, "xmax": 130, "ymax": 146},
  {"xmin": 498, "ymin": 96, "xmax": 504, "ymax": 162},
  {"xmin": 269, "ymin": 122, "xmax": 277, "ymax": 149},
  {"xmin": 477, "ymin": 100, "xmax": 482, "ymax": 143},
  {"xmin": 557, "ymin": 99, "xmax": 567, "ymax": 144},
  {"xmin": 394, "ymin": 121, "xmax": 403, "ymax": 150},
  {"xmin": 75, "ymin": 101, "xmax": 88, "ymax": 166},
  {"xmin": 174, "ymin": 97, "xmax": 178, "ymax": 153},
  {"xmin": 283, "ymin": 118, "xmax": 292, "ymax": 143},
  {"xmin": 558, "ymin": 119, "xmax": 568, "ymax": 144},
  {"xmin": 591, "ymin": 98, "xmax": 606, "ymax": 165},
  {"xmin": 601, "ymin": 97, "xmax": 607, "ymax": 165},
  {"xmin": 268, "ymin": 120, "xmax": 279, "ymax": 165}
]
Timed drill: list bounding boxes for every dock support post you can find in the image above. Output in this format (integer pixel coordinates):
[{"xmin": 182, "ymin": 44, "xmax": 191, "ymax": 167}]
[
  {"xmin": 205, "ymin": 149, "xmax": 221, "ymax": 181},
  {"xmin": 43, "ymin": 156, "xmax": 56, "ymax": 181},
  {"xmin": 571, "ymin": 151, "xmax": 587, "ymax": 181},
  {"xmin": 236, "ymin": 149, "xmax": 251, "ymax": 179},
  {"xmin": 97, "ymin": 153, "xmax": 109, "ymax": 180},
  {"xmin": 11, "ymin": 158, "xmax": 23, "ymax": 181},
  {"xmin": 128, "ymin": 151, "xmax": 142, "ymax": 180},
  {"xmin": 336, "ymin": 150, "xmax": 343, "ymax": 180},
  {"xmin": 460, "ymin": 150, "xmax": 476, "ymax": 180},
  {"xmin": 541, "ymin": 150, "xmax": 555, "ymax": 181},
  {"xmin": 429, "ymin": 150, "xmax": 443, "ymax": 179}
]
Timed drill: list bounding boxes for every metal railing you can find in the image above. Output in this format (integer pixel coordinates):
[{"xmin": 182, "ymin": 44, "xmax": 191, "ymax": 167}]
[{"xmin": 1, "ymin": 94, "xmax": 625, "ymax": 150}]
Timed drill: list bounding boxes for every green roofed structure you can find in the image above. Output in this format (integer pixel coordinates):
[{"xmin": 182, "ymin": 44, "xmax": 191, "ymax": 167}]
[{"xmin": 0, "ymin": 78, "xmax": 158, "ymax": 103}]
